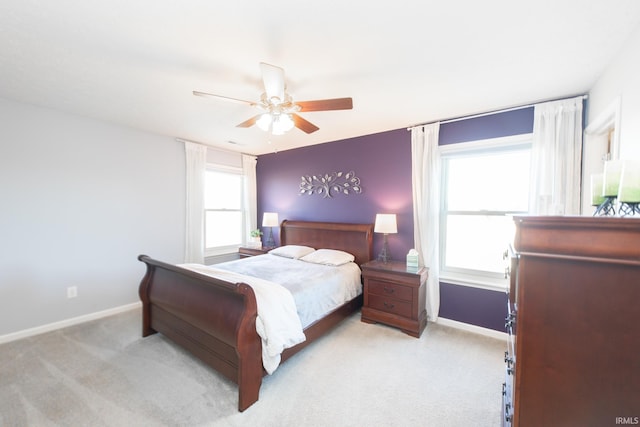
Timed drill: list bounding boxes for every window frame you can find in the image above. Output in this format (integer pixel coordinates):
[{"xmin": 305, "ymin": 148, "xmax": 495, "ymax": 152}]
[
  {"xmin": 204, "ymin": 164, "xmax": 246, "ymax": 257},
  {"xmin": 439, "ymin": 133, "xmax": 532, "ymax": 291}
]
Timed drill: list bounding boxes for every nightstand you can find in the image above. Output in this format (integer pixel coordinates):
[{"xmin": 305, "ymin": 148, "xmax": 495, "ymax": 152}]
[
  {"xmin": 238, "ymin": 246, "xmax": 271, "ymax": 257},
  {"xmin": 361, "ymin": 260, "xmax": 428, "ymax": 338}
]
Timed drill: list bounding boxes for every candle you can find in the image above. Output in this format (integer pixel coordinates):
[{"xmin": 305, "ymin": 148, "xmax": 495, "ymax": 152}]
[
  {"xmin": 618, "ymin": 160, "xmax": 640, "ymax": 203},
  {"xmin": 603, "ymin": 160, "xmax": 623, "ymax": 197},
  {"xmin": 591, "ymin": 173, "xmax": 606, "ymax": 206}
]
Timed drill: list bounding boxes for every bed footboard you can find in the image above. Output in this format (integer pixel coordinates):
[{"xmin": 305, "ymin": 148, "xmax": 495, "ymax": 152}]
[{"xmin": 138, "ymin": 255, "xmax": 262, "ymax": 411}]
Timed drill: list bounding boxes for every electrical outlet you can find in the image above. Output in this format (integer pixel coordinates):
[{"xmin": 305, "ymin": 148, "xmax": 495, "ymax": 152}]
[{"xmin": 67, "ymin": 286, "xmax": 78, "ymax": 299}]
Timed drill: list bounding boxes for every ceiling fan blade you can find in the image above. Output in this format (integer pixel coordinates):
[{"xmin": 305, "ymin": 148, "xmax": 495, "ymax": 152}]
[
  {"xmin": 296, "ymin": 97, "xmax": 353, "ymax": 112},
  {"xmin": 292, "ymin": 114, "xmax": 320, "ymax": 134},
  {"xmin": 236, "ymin": 115, "xmax": 260, "ymax": 128},
  {"xmin": 193, "ymin": 90, "xmax": 256, "ymax": 106},
  {"xmin": 260, "ymin": 62, "xmax": 285, "ymax": 102}
]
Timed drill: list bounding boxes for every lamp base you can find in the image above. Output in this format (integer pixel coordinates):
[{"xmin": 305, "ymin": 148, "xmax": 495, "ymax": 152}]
[
  {"xmin": 377, "ymin": 234, "xmax": 391, "ymax": 263},
  {"xmin": 265, "ymin": 227, "xmax": 276, "ymax": 248}
]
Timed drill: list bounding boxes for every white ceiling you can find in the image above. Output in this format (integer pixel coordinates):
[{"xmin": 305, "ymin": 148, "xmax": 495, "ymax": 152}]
[{"xmin": 1, "ymin": 1, "xmax": 640, "ymax": 155}]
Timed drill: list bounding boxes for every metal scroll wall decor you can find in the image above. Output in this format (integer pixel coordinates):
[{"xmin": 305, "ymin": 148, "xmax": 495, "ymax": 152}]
[{"xmin": 299, "ymin": 170, "xmax": 362, "ymax": 198}]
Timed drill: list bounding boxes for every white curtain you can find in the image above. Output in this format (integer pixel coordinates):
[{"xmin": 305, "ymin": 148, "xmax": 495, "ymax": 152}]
[
  {"xmin": 529, "ymin": 96, "xmax": 584, "ymax": 215},
  {"xmin": 184, "ymin": 141, "xmax": 207, "ymax": 263},
  {"xmin": 242, "ymin": 154, "xmax": 258, "ymax": 244},
  {"xmin": 411, "ymin": 122, "xmax": 441, "ymax": 322}
]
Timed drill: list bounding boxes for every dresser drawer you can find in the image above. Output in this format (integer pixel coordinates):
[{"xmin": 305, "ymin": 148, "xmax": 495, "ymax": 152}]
[
  {"xmin": 367, "ymin": 294, "xmax": 413, "ymax": 318},
  {"xmin": 368, "ymin": 279, "xmax": 413, "ymax": 302}
]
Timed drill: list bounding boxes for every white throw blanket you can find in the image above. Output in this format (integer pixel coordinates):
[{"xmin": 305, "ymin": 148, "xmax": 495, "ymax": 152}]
[{"xmin": 179, "ymin": 264, "xmax": 306, "ymax": 374}]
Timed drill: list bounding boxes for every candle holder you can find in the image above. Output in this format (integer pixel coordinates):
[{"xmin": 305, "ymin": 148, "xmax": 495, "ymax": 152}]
[
  {"xmin": 619, "ymin": 202, "xmax": 640, "ymax": 217},
  {"xmin": 593, "ymin": 196, "xmax": 617, "ymax": 216}
]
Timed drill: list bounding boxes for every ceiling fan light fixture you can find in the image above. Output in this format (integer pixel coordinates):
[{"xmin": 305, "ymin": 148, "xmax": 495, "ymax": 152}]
[
  {"xmin": 272, "ymin": 113, "xmax": 294, "ymax": 135},
  {"xmin": 256, "ymin": 113, "xmax": 272, "ymax": 132}
]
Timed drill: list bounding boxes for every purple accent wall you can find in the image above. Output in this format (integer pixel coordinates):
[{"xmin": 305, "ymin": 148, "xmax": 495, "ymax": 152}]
[
  {"xmin": 257, "ymin": 128, "xmax": 413, "ymax": 259},
  {"xmin": 439, "ymin": 107, "xmax": 534, "ymax": 145},
  {"xmin": 439, "ymin": 282, "xmax": 508, "ymax": 331},
  {"xmin": 256, "ymin": 107, "xmax": 534, "ymax": 333}
]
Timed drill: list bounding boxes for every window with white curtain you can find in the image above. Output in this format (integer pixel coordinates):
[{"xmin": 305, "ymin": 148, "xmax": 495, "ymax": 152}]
[
  {"xmin": 440, "ymin": 134, "xmax": 531, "ymax": 289},
  {"xmin": 204, "ymin": 166, "xmax": 245, "ymax": 256}
]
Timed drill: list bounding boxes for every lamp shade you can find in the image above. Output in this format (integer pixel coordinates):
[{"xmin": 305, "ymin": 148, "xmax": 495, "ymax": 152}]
[
  {"xmin": 374, "ymin": 214, "xmax": 397, "ymax": 234},
  {"xmin": 262, "ymin": 212, "xmax": 279, "ymax": 227}
]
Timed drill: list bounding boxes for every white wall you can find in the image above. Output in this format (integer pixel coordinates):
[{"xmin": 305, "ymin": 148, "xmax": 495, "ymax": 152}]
[
  {"xmin": 0, "ymin": 97, "xmax": 185, "ymax": 337},
  {"xmin": 588, "ymin": 23, "xmax": 640, "ymax": 160}
]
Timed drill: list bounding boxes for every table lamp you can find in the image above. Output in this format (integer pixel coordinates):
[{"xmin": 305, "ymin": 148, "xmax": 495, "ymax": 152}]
[
  {"xmin": 374, "ymin": 214, "xmax": 397, "ymax": 263},
  {"xmin": 262, "ymin": 212, "xmax": 279, "ymax": 248}
]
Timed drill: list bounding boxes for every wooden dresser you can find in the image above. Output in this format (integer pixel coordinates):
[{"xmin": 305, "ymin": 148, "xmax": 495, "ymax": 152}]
[
  {"xmin": 503, "ymin": 216, "xmax": 640, "ymax": 426},
  {"xmin": 361, "ymin": 260, "xmax": 428, "ymax": 338}
]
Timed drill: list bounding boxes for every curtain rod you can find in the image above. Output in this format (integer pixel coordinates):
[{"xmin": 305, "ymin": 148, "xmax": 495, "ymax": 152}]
[{"xmin": 406, "ymin": 94, "xmax": 588, "ymax": 130}]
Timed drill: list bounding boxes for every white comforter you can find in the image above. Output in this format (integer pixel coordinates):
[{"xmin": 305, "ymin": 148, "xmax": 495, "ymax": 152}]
[{"xmin": 179, "ymin": 263, "xmax": 306, "ymax": 375}]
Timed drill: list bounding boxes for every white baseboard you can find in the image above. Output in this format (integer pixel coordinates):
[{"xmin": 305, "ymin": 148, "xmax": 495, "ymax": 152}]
[
  {"xmin": 0, "ymin": 302, "xmax": 142, "ymax": 345},
  {"xmin": 436, "ymin": 317, "xmax": 507, "ymax": 341}
]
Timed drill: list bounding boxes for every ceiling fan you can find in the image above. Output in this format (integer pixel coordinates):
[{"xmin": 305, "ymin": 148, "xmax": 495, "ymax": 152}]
[{"xmin": 193, "ymin": 62, "xmax": 353, "ymax": 135}]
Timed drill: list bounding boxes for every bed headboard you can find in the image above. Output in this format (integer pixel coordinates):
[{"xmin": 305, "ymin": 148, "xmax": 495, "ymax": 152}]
[{"xmin": 280, "ymin": 220, "xmax": 374, "ymax": 266}]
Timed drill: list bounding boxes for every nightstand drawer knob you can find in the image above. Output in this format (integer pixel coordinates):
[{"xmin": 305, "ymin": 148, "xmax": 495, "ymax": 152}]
[
  {"xmin": 383, "ymin": 301, "xmax": 395, "ymax": 309},
  {"xmin": 383, "ymin": 286, "xmax": 395, "ymax": 294}
]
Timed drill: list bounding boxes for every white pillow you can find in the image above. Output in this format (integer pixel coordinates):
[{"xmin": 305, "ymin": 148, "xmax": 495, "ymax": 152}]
[
  {"xmin": 300, "ymin": 248, "xmax": 355, "ymax": 266},
  {"xmin": 269, "ymin": 245, "xmax": 316, "ymax": 259}
]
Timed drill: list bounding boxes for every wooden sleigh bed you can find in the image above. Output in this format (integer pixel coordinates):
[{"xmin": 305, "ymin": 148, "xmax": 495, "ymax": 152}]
[{"xmin": 138, "ymin": 220, "xmax": 373, "ymax": 411}]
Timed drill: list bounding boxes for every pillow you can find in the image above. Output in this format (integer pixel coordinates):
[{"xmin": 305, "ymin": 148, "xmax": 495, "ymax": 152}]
[
  {"xmin": 300, "ymin": 248, "xmax": 355, "ymax": 266},
  {"xmin": 269, "ymin": 245, "xmax": 316, "ymax": 259}
]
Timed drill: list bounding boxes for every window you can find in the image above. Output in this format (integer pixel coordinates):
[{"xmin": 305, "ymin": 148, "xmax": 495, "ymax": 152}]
[
  {"xmin": 204, "ymin": 167, "xmax": 245, "ymax": 256},
  {"xmin": 440, "ymin": 135, "xmax": 531, "ymax": 288}
]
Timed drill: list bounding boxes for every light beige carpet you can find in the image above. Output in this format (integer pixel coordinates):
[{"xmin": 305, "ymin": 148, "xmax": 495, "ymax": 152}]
[{"xmin": 0, "ymin": 308, "xmax": 505, "ymax": 426}]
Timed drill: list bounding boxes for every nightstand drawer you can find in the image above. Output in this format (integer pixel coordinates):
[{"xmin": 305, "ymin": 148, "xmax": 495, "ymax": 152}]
[
  {"xmin": 368, "ymin": 279, "xmax": 413, "ymax": 302},
  {"xmin": 368, "ymin": 294, "xmax": 413, "ymax": 318},
  {"xmin": 360, "ymin": 260, "xmax": 428, "ymax": 338}
]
